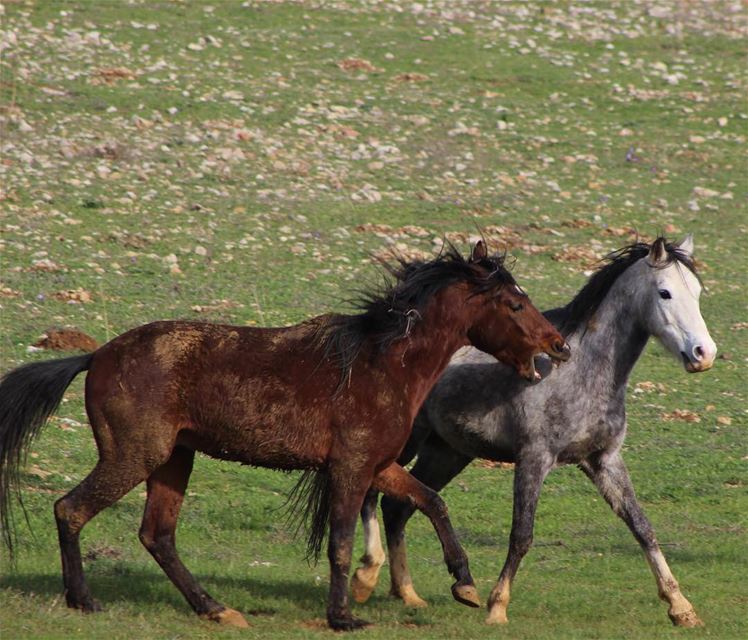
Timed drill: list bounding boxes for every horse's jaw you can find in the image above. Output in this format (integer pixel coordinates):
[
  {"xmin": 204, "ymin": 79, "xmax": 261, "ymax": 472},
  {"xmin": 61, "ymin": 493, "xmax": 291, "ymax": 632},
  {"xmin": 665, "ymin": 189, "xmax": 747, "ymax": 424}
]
[{"xmin": 517, "ymin": 358, "xmax": 541, "ymax": 383}]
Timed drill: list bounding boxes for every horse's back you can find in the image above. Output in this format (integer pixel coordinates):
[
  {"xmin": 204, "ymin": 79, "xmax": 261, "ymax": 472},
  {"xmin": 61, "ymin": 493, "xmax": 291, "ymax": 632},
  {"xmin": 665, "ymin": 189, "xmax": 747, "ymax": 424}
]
[
  {"xmin": 82, "ymin": 319, "xmax": 334, "ymax": 466},
  {"xmin": 87, "ymin": 320, "xmax": 261, "ymax": 396},
  {"xmin": 90, "ymin": 318, "xmax": 326, "ymax": 375}
]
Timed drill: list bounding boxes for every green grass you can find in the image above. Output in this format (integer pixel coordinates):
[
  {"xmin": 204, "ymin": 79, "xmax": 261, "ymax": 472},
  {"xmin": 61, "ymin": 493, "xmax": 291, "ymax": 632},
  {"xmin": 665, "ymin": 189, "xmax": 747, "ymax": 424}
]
[{"xmin": 1, "ymin": 1, "xmax": 746, "ymax": 638}]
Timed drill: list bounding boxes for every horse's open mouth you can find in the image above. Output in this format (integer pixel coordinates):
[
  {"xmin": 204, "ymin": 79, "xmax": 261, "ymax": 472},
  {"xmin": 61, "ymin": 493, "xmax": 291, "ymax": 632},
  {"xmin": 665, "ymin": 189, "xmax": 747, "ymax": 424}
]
[
  {"xmin": 525, "ymin": 358, "xmax": 542, "ymax": 382},
  {"xmin": 521, "ymin": 344, "xmax": 571, "ymax": 382}
]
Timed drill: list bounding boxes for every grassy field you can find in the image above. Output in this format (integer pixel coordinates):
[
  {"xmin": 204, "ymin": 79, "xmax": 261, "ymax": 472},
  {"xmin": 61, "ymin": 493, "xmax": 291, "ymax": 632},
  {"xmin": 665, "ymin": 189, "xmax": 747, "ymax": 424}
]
[{"xmin": 1, "ymin": 1, "xmax": 746, "ymax": 638}]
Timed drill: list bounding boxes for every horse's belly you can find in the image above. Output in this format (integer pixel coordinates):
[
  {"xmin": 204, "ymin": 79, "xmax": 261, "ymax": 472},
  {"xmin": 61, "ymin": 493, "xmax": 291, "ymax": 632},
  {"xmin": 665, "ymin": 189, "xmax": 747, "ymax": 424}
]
[
  {"xmin": 178, "ymin": 420, "xmax": 329, "ymax": 470},
  {"xmin": 436, "ymin": 418, "xmax": 516, "ymax": 462},
  {"xmin": 555, "ymin": 431, "xmax": 616, "ymax": 464},
  {"xmin": 467, "ymin": 439, "xmax": 515, "ymax": 463}
]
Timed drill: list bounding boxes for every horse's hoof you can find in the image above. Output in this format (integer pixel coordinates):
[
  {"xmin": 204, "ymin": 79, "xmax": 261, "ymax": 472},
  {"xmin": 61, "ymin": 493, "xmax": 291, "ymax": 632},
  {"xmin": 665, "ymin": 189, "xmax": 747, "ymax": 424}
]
[
  {"xmin": 69, "ymin": 597, "xmax": 103, "ymax": 613},
  {"xmin": 86, "ymin": 599, "xmax": 104, "ymax": 614},
  {"xmin": 202, "ymin": 607, "xmax": 250, "ymax": 628},
  {"xmin": 390, "ymin": 584, "xmax": 428, "ymax": 608},
  {"xmin": 351, "ymin": 568, "xmax": 376, "ymax": 604},
  {"xmin": 669, "ymin": 608, "xmax": 704, "ymax": 628},
  {"xmin": 327, "ymin": 614, "xmax": 371, "ymax": 631},
  {"xmin": 451, "ymin": 582, "xmax": 481, "ymax": 608},
  {"xmin": 486, "ymin": 608, "xmax": 509, "ymax": 625}
]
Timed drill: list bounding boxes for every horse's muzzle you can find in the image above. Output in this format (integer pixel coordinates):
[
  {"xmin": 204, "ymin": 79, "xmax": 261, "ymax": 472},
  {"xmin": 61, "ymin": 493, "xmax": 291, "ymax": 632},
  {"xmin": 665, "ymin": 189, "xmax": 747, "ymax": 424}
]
[
  {"xmin": 681, "ymin": 350, "xmax": 714, "ymax": 373},
  {"xmin": 549, "ymin": 341, "xmax": 571, "ymax": 362}
]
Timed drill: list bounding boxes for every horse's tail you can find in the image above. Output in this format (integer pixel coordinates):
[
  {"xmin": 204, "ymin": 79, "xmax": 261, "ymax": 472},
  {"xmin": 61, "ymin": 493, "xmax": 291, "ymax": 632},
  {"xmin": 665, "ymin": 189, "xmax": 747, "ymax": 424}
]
[
  {"xmin": 284, "ymin": 469, "xmax": 331, "ymax": 564},
  {"xmin": 0, "ymin": 353, "xmax": 94, "ymax": 555}
]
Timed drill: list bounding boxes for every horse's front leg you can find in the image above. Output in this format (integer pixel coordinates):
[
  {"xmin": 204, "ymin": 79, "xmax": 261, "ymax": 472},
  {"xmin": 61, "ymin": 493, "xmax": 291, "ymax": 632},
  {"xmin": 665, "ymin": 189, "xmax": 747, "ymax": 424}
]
[
  {"xmin": 486, "ymin": 452, "xmax": 552, "ymax": 624},
  {"xmin": 351, "ymin": 489, "xmax": 386, "ymax": 604},
  {"xmin": 327, "ymin": 473, "xmax": 372, "ymax": 631},
  {"xmin": 381, "ymin": 432, "xmax": 472, "ymax": 608},
  {"xmin": 372, "ymin": 463, "xmax": 480, "ymax": 608},
  {"xmin": 580, "ymin": 451, "xmax": 703, "ymax": 627}
]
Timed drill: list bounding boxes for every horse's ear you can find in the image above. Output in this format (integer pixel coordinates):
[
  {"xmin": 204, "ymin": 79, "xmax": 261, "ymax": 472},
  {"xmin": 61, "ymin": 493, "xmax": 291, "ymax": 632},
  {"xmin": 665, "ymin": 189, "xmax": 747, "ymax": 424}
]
[
  {"xmin": 646, "ymin": 238, "xmax": 667, "ymax": 266},
  {"xmin": 675, "ymin": 233, "xmax": 694, "ymax": 257},
  {"xmin": 470, "ymin": 240, "xmax": 488, "ymax": 262}
]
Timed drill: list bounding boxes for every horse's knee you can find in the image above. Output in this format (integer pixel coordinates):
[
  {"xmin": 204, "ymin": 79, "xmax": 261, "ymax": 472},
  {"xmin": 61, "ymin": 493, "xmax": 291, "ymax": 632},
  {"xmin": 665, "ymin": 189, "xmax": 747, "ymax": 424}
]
[
  {"xmin": 138, "ymin": 525, "xmax": 173, "ymax": 553},
  {"xmin": 382, "ymin": 494, "xmax": 416, "ymax": 526},
  {"xmin": 510, "ymin": 534, "xmax": 533, "ymax": 558},
  {"xmin": 427, "ymin": 492, "xmax": 448, "ymax": 518}
]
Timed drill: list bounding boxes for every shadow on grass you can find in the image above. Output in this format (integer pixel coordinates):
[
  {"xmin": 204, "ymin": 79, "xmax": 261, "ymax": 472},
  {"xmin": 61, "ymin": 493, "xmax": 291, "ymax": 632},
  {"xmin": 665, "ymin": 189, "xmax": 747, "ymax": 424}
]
[{"xmin": 0, "ymin": 568, "xmax": 324, "ymax": 614}]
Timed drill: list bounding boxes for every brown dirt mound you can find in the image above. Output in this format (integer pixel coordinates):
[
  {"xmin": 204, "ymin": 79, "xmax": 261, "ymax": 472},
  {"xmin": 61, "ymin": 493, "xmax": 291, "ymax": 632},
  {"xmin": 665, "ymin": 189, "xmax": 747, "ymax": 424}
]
[{"xmin": 33, "ymin": 328, "xmax": 99, "ymax": 352}]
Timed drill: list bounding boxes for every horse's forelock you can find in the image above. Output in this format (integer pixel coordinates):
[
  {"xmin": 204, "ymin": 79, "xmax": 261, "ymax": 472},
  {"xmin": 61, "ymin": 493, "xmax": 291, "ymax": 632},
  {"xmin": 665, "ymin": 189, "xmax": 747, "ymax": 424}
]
[{"xmin": 648, "ymin": 237, "xmax": 699, "ymax": 280}]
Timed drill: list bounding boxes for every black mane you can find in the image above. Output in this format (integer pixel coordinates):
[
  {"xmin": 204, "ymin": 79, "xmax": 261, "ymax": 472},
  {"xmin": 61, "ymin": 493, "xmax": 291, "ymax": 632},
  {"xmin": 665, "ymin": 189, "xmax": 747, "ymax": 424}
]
[
  {"xmin": 319, "ymin": 244, "xmax": 516, "ymax": 392},
  {"xmin": 549, "ymin": 236, "xmax": 698, "ymax": 337}
]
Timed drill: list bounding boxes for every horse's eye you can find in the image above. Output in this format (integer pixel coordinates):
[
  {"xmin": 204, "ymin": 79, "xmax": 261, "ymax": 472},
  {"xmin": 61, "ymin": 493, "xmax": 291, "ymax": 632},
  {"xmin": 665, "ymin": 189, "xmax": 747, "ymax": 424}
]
[
  {"xmin": 659, "ymin": 289, "xmax": 672, "ymax": 300},
  {"xmin": 510, "ymin": 301, "xmax": 524, "ymax": 312}
]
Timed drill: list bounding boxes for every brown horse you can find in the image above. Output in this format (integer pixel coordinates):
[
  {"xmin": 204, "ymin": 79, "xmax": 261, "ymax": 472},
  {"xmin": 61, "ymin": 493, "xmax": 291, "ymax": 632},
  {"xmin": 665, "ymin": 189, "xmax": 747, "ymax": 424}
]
[{"xmin": 0, "ymin": 242, "xmax": 570, "ymax": 630}]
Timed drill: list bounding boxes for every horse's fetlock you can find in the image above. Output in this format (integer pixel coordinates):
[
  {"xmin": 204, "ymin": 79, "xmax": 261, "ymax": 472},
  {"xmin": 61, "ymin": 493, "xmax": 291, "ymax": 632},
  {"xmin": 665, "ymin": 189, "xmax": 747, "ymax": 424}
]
[
  {"xmin": 657, "ymin": 578, "xmax": 680, "ymax": 601},
  {"xmin": 362, "ymin": 548, "xmax": 385, "ymax": 567}
]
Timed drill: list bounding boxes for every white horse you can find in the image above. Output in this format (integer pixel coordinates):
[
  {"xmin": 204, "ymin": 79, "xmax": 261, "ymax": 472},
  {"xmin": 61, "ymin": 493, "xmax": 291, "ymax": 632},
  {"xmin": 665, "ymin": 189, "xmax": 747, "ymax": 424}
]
[{"xmin": 353, "ymin": 235, "xmax": 716, "ymax": 628}]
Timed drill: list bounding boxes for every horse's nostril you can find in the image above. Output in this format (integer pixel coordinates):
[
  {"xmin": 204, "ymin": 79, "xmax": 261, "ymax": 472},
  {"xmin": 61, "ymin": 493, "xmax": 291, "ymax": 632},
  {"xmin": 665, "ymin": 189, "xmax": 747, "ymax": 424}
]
[
  {"xmin": 694, "ymin": 345, "xmax": 704, "ymax": 360},
  {"xmin": 554, "ymin": 341, "xmax": 564, "ymax": 353}
]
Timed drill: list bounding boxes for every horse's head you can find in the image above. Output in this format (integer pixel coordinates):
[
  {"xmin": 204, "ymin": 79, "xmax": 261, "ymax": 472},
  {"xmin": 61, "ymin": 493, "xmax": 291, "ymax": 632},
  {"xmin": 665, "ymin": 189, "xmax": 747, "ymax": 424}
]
[
  {"xmin": 465, "ymin": 241, "xmax": 570, "ymax": 382},
  {"xmin": 635, "ymin": 235, "xmax": 716, "ymax": 372}
]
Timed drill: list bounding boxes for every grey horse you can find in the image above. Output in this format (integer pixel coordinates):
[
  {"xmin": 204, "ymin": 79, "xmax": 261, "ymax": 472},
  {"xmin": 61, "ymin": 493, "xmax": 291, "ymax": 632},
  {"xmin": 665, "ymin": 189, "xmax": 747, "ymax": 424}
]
[{"xmin": 351, "ymin": 236, "xmax": 716, "ymax": 628}]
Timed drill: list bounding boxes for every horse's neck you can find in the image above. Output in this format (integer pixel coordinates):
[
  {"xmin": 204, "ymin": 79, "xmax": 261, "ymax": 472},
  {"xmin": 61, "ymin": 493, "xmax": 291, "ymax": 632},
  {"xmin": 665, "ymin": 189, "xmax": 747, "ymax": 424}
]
[
  {"xmin": 570, "ymin": 280, "xmax": 650, "ymax": 395},
  {"xmin": 384, "ymin": 291, "xmax": 471, "ymax": 412}
]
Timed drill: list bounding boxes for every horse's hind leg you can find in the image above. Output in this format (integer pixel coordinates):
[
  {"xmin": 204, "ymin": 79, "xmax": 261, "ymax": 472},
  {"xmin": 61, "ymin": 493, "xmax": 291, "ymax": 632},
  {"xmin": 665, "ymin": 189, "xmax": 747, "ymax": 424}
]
[
  {"xmin": 55, "ymin": 456, "xmax": 159, "ymax": 611},
  {"xmin": 580, "ymin": 451, "xmax": 703, "ymax": 627},
  {"xmin": 138, "ymin": 446, "xmax": 248, "ymax": 628}
]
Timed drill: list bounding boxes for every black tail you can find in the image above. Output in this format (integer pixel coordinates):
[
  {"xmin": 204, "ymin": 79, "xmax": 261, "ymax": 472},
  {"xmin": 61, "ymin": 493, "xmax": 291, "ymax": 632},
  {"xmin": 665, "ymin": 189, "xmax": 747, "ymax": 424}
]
[
  {"xmin": 0, "ymin": 353, "xmax": 93, "ymax": 555},
  {"xmin": 284, "ymin": 469, "xmax": 331, "ymax": 564}
]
